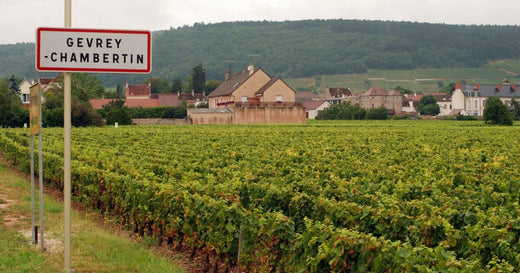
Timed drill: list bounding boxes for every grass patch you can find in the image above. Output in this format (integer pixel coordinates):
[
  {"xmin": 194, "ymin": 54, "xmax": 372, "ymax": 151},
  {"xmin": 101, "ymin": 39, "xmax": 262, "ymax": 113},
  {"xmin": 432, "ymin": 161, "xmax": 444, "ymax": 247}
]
[
  {"xmin": 0, "ymin": 158, "xmax": 184, "ymax": 273},
  {"xmin": 0, "ymin": 225, "xmax": 46, "ymax": 272}
]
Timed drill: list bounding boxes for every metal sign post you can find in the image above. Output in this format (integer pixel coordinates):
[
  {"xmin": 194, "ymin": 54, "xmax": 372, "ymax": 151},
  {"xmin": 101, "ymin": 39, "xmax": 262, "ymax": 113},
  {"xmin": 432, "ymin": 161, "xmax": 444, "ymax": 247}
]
[
  {"xmin": 64, "ymin": 1, "xmax": 72, "ymax": 272},
  {"xmin": 29, "ymin": 82, "xmax": 39, "ymax": 245},
  {"xmin": 37, "ymin": 79, "xmax": 45, "ymax": 252}
]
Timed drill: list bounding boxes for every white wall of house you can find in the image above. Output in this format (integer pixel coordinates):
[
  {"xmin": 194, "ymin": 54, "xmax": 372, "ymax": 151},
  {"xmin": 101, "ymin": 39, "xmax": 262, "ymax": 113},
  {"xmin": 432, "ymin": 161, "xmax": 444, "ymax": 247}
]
[
  {"xmin": 306, "ymin": 101, "xmax": 330, "ymax": 119},
  {"xmin": 19, "ymin": 80, "xmax": 32, "ymax": 104}
]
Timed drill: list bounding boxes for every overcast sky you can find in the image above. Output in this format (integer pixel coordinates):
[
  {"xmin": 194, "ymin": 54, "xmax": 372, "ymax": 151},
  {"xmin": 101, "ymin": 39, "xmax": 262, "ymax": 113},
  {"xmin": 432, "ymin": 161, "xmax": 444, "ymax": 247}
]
[{"xmin": 1, "ymin": 0, "xmax": 519, "ymax": 45}]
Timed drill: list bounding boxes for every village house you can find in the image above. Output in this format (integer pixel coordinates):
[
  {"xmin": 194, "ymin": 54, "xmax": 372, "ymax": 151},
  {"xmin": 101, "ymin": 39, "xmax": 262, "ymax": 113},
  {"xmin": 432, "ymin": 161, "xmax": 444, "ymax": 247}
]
[
  {"xmin": 345, "ymin": 87, "xmax": 403, "ymax": 115},
  {"xmin": 321, "ymin": 87, "xmax": 353, "ymax": 105},
  {"xmin": 190, "ymin": 64, "xmax": 305, "ymax": 124},
  {"xmin": 452, "ymin": 80, "xmax": 519, "ymax": 116},
  {"xmin": 18, "ymin": 75, "xmax": 60, "ymax": 108},
  {"xmin": 430, "ymin": 93, "xmax": 452, "ymax": 116},
  {"xmin": 301, "ymin": 100, "xmax": 330, "ymax": 119}
]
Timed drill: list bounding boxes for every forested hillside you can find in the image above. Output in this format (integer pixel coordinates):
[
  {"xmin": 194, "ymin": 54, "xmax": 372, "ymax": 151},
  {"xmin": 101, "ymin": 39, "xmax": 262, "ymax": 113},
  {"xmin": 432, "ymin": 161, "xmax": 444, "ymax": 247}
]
[{"xmin": 2, "ymin": 19, "xmax": 520, "ymax": 86}]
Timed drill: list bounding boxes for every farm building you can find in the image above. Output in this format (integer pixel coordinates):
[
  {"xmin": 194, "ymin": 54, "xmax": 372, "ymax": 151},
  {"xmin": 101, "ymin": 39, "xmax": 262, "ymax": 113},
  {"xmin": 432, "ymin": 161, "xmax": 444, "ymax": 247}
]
[{"xmin": 190, "ymin": 64, "xmax": 305, "ymax": 124}]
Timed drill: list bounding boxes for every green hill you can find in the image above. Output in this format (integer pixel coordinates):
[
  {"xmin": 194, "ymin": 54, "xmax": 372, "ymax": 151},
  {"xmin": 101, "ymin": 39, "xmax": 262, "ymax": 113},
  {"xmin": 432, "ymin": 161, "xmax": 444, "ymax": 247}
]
[{"xmin": 2, "ymin": 19, "xmax": 520, "ymax": 88}]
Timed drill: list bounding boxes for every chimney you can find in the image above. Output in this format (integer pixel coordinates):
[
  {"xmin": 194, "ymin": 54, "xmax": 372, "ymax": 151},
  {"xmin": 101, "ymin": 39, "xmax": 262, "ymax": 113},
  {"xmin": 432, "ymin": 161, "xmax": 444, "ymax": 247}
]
[
  {"xmin": 225, "ymin": 70, "xmax": 230, "ymax": 82},
  {"xmin": 191, "ymin": 89, "xmax": 194, "ymax": 96},
  {"xmin": 203, "ymin": 90, "xmax": 206, "ymax": 97},
  {"xmin": 512, "ymin": 84, "xmax": 517, "ymax": 92},
  {"xmin": 475, "ymin": 83, "xmax": 480, "ymax": 91},
  {"xmin": 455, "ymin": 82, "xmax": 462, "ymax": 90},
  {"xmin": 248, "ymin": 63, "xmax": 254, "ymax": 76}
]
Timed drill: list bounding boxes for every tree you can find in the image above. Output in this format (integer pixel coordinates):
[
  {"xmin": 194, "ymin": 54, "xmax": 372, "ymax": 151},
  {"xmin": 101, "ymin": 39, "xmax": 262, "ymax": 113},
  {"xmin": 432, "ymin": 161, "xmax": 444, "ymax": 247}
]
[
  {"xmin": 316, "ymin": 101, "xmax": 367, "ymax": 120},
  {"xmin": 9, "ymin": 74, "xmax": 20, "ymax": 94},
  {"xmin": 366, "ymin": 107, "xmax": 388, "ymax": 119},
  {"xmin": 395, "ymin": 85, "xmax": 412, "ymax": 95},
  {"xmin": 70, "ymin": 73, "xmax": 105, "ymax": 99},
  {"xmin": 191, "ymin": 63, "xmax": 206, "ymax": 94},
  {"xmin": 417, "ymin": 94, "xmax": 440, "ymax": 116},
  {"xmin": 103, "ymin": 98, "xmax": 132, "ymax": 125},
  {"xmin": 147, "ymin": 77, "xmax": 170, "ymax": 93},
  {"xmin": 205, "ymin": 79, "xmax": 222, "ymax": 95},
  {"xmin": 484, "ymin": 97, "xmax": 513, "ymax": 125},
  {"xmin": 510, "ymin": 98, "xmax": 520, "ymax": 120},
  {"xmin": 171, "ymin": 77, "xmax": 184, "ymax": 93},
  {"xmin": 0, "ymin": 77, "xmax": 27, "ymax": 127},
  {"xmin": 42, "ymin": 74, "xmax": 104, "ymax": 127},
  {"xmin": 116, "ymin": 82, "xmax": 125, "ymax": 97}
]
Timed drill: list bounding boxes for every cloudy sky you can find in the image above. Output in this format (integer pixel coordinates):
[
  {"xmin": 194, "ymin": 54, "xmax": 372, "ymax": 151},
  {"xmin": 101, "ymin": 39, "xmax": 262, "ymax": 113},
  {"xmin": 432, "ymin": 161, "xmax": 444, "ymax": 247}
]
[{"xmin": 1, "ymin": 0, "xmax": 519, "ymax": 45}]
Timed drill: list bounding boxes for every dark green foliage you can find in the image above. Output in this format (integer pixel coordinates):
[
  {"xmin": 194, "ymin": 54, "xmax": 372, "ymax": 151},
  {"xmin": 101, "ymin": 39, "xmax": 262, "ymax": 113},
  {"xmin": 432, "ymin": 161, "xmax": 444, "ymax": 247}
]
[
  {"xmin": 417, "ymin": 94, "xmax": 441, "ymax": 116},
  {"xmin": 161, "ymin": 106, "xmax": 187, "ymax": 118},
  {"xmin": 171, "ymin": 77, "xmax": 184, "ymax": 93},
  {"xmin": 204, "ymin": 79, "xmax": 222, "ymax": 95},
  {"xmin": 0, "ymin": 77, "xmax": 28, "ymax": 127},
  {"xmin": 147, "ymin": 77, "xmax": 170, "ymax": 93},
  {"xmin": 101, "ymin": 98, "xmax": 132, "ymax": 125},
  {"xmin": 484, "ymin": 97, "xmax": 513, "ymax": 125},
  {"xmin": 42, "ymin": 74, "xmax": 104, "ymax": 127},
  {"xmin": 510, "ymin": 98, "xmax": 520, "ymax": 120},
  {"xmin": 126, "ymin": 106, "xmax": 187, "ymax": 119},
  {"xmin": 191, "ymin": 64, "xmax": 206, "ymax": 94},
  {"xmin": 366, "ymin": 107, "xmax": 388, "ymax": 120},
  {"xmin": 456, "ymin": 113, "xmax": 478, "ymax": 120},
  {"xmin": 395, "ymin": 85, "xmax": 412, "ymax": 94},
  {"xmin": 316, "ymin": 101, "xmax": 367, "ymax": 120},
  {"xmin": 72, "ymin": 100, "xmax": 104, "ymax": 127},
  {"xmin": 106, "ymin": 108, "xmax": 132, "ymax": 125},
  {"xmin": 9, "ymin": 74, "xmax": 20, "ymax": 94},
  {"xmin": 4, "ymin": 20, "xmax": 520, "ymax": 86}
]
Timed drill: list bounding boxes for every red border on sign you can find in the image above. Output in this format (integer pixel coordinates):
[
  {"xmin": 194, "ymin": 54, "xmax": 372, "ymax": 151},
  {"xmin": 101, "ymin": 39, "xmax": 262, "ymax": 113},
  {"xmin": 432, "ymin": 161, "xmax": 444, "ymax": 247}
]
[{"xmin": 36, "ymin": 27, "xmax": 151, "ymax": 74}]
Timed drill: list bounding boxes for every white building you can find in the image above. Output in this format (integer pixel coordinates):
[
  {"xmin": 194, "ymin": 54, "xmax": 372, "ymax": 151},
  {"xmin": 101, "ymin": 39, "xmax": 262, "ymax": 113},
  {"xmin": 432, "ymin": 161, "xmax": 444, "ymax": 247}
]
[
  {"xmin": 452, "ymin": 81, "xmax": 519, "ymax": 116},
  {"xmin": 301, "ymin": 100, "xmax": 330, "ymax": 119}
]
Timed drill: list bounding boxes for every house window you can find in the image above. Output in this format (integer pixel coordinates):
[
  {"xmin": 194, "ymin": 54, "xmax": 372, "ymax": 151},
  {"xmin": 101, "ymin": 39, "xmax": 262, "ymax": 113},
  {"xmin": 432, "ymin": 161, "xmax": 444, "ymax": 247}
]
[
  {"xmin": 241, "ymin": 96, "xmax": 248, "ymax": 102},
  {"xmin": 468, "ymin": 101, "xmax": 471, "ymax": 109},
  {"xmin": 22, "ymin": 94, "xmax": 29, "ymax": 103},
  {"xmin": 475, "ymin": 100, "xmax": 478, "ymax": 108},
  {"xmin": 276, "ymin": 95, "xmax": 283, "ymax": 102}
]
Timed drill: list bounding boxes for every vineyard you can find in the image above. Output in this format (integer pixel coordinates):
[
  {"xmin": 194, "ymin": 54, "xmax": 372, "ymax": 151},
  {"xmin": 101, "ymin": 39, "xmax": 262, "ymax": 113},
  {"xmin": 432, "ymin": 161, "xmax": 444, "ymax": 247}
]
[{"xmin": 1, "ymin": 120, "xmax": 520, "ymax": 272}]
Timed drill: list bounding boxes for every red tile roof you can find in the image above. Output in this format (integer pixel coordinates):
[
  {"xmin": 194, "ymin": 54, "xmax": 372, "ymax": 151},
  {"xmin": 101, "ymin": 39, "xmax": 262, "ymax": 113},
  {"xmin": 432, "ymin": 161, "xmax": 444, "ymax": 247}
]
[
  {"xmin": 362, "ymin": 87, "xmax": 401, "ymax": 96},
  {"xmin": 362, "ymin": 87, "xmax": 388, "ymax": 96},
  {"xmin": 327, "ymin": 87, "xmax": 352, "ymax": 98},
  {"xmin": 89, "ymin": 98, "xmax": 160, "ymax": 109},
  {"xmin": 301, "ymin": 100, "xmax": 328, "ymax": 110},
  {"xmin": 126, "ymin": 84, "xmax": 151, "ymax": 97},
  {"xmin": 208, "ymin": 68, "xmax": 261, "ymax": 98},
  {"xmin": 295, "ymin": 91, "xmax": 320, "ymax": 102}
]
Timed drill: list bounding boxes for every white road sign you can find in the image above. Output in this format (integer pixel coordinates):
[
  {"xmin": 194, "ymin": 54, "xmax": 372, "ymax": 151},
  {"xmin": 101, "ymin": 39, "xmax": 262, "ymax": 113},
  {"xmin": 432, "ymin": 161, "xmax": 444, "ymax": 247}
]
[{"xmin": 36, "ymin": 27, "xmax": 151, "ymax": 73}]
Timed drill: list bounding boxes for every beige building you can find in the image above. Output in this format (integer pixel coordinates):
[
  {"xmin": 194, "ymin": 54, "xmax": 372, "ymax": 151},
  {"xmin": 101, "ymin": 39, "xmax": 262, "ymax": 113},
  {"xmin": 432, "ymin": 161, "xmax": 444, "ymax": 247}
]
[
  {"xmin": 347, "ymin": 87, "xmax": 403, "ymax": 115},
  {"xmin": 195, "ymin": 64, "xmax": 305, "ymax": 124},
  {"xmin": 208, "ymin": 64, "xmax": 296, "ymax": 107}
]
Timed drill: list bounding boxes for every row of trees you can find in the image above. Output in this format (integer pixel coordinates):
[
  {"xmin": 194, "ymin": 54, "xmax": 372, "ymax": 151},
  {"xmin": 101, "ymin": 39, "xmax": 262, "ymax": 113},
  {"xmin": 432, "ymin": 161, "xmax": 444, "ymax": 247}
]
[
  {"xmin": 316, "ymin": 102, "xmax": 389, "ymax": 120},
  {"xmin": 0, "ymin": 69, "xmax": 204, "ymax": 128},
  {"xmin": 4, "ymin": 20, "xmax": 520, "ymax": 84},
  {"xmin": 317, "ymin": 95, "xmax": 520, "ymax": 126}
]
